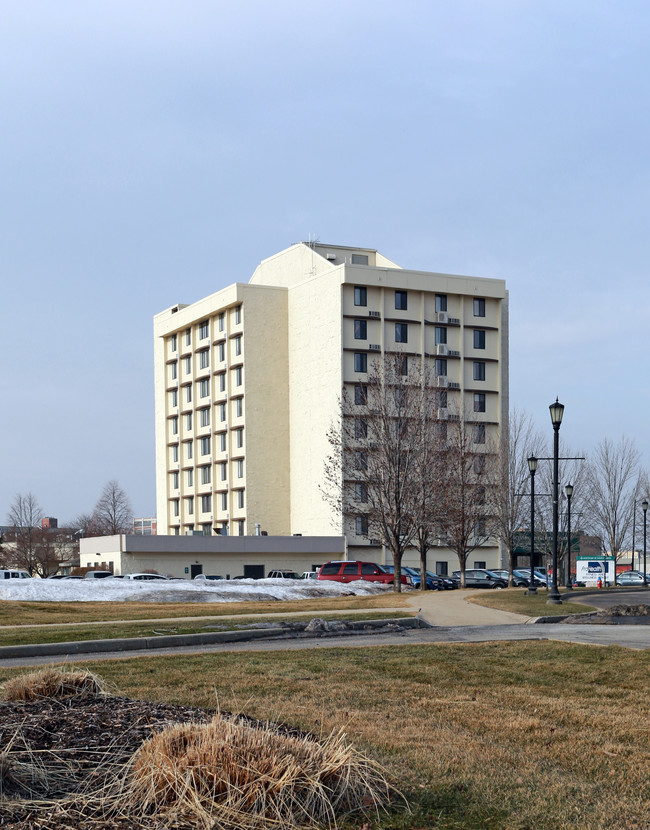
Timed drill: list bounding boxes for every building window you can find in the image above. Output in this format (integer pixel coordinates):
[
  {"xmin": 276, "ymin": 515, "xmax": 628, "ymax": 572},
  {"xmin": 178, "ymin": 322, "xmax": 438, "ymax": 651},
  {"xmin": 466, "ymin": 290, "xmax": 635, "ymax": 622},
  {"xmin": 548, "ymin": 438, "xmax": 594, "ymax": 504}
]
[
  {"xmin": 221, "ymin": 491, "xmax": 228, "ymax": 509},
  {"xmin": 171, "ymin": 416, "xmax": 178, "ymax": 435},
  {"xmin": 199, "ymin": 379, "xmax": 208, "ymax": 398},
  {"xmin": 220, "ymin": 462, "xmax": 227, "ymax": 481},
  {"xmin": 217, "ymin": 373, "xmax": 225, "ymax": 392},
  {"xmin": 185, "ymin": 328, "xmax": 191, "ymax": 346},
  {"xmin": 199, "ymin": 320, "xmax": 209, "ymax": 340},
  {"xmin": 356, "ymin": 450, "xmax": 368, "ymax": 471},
  {"xmin": 200, "ymin": 407, "xmax": 210, "ymax": 427},
  {"xmin": 396, "ymin": 354, "xmax": 408, "ymax": 376},
  {"xmin": 170, "ymin": 389, "xmax": 178, "ymax": 407},
  {"xmin": 435, "ymin": 358, "xmax": 447, "ymax": 376},
  {"xmin": 185, "ymin": 356, "xmax": 192, "ymax": 374},
  {"xmin": 236, "ymin": 398, "xmax": 243, "ymax": 417},
  {"xmin": 355, "ymin": 483, "xmax": 368, "ymax": 502},
  {"xmin": 395, "ymin": 290, "xmax": 407, "ymax": 310},
  {"xmin": 474, "ymin": 424, "xmax": 486, "ymax": 444},
  {"xmin": 185, "ymin": 384, "xmax": 192, "ymax": 403},
  {"xmin": 354, "ymin": 286, "xmax": 367, "ymax": 307},
  {"xmin": 199, "ymin": 349, "xmax": 209, "ymax": 369},
  {"xmin": 439, "ymin": 390, "xmax": 447, "ymax": 408},
  {"xmin": 236, "ymin": 459, "xmax": 244, "ymax": 478},
  {"xmin": 354, "ymin": 384, "xmax": 367, "ymax": 405},
  {"xmin": 236, "ymin": 428, "xmax": 243, "ymax": 448},
  {"xmin": 435, "ymin": 294, "xmax": 447, "ymax": 312},
  {"xmin": 172, "ymin": 471, "xmax": 179, "ymax": 489},
  {"xmin": 395, "ymin": 323, "xmax": 408, "ymax": 343},
  {"xmin": 354, "ymin": 353, "xmax": 367, "ymax": 373},
  {"xmin": 235, "ymin": 367, "xmax": 242, "ymax": 386},
  {"xmin": 172, "ymin": 499, "xmax": 179, "ymax": 517},
  {"xmin": 351, "ymin": 253, "xmax": 369, "ymax": 265},
  {"xmin": 219, "ymin": 403, "xmax": 226, "ymax": 422},
  {"xmin": 186, "ymin": 412, "xmax": 192, "ymax": 430},
  {"xmin": 473, "ymin": 298, "xmax": 486, "ymax": 317},
  {"xmin": 235, "ymin": 305, "xmax": 241, "ymax": 324},
  {"xmin": 473, "ymin": 362, "xmax": 486, "ymax": 381},
  {"xmin": 201, "ymin": 436, "xmax": 211, "ymax": 456},
  {"xmin": 473, "ymin": 330, "xmax": 485, "ymax": 349},
  {"xmin": 171, "ymin": 362, "xmax": 177, "ymax": 380},
  {"xmin": 201, "ymin": 465, "xmax": 210, "ymax": 484},
  {"xmin": 395, "ymin": 388, "xmax": 405, "ymax": 408},
  {"xmin": 201, "ymin": 494, "xmax": 211, "ymax": 513},
  {"xmin": 185, "ymin": 440, "xmax": 193, "ymax": 460},
  {"xmin": 354, "ymin": 319, "xmax": 367, "ymax": 340},
  {"xmin": 220, "ymin": 432, "xmax": 227, "ymax": 451},
  {"xmin": 218, "ymin": 312, "xmax": 225, "ymax": 332},
  {"xmin": 235, "ymin": 335, "xmax": 242, "ymax": 356},
  {"xmin": 170, "ymin": 334, "xmax": 177, "ymax": 352},
  {"xmin": 435, "ymin": 327, "xmax": 447, "ymax": 345},
  {"xmin": 186, "ymin": 496, "xmax": 194, "ymax": 515},
  {"xmin": 436, "ymin": 421, "xmax": 447, "ymax": 440},
  {"xmin": 237, "ymin": 520, "xmax": 245, "ymax": 536},
  {"xmin": 172, "ymin": 444, "xmax": 179, "ymax": 462},
  {"xmin": 237, "ymin": 489, "xmax": 244, "ymax": 508},
  {"xmin": 218, "ymin": 342, "xmax": 225, "ymax": 361},
  {"xmin": 356, "ymin": 516, "xmax": 368, "ymax": 535},
  {"xmin": 474, "ymin": 393, "xmax": 486, "ymax": 413},
  {"xmin": 187, "ymin": 468, "xmax": 193, "ymax": 487},
  {"xmin": 354, "ymin": 418, "xmax": 368, "ymax": 439},
  {"xmin": 436, "ymin": 561, "xmax": 448, "ymax": 576}
]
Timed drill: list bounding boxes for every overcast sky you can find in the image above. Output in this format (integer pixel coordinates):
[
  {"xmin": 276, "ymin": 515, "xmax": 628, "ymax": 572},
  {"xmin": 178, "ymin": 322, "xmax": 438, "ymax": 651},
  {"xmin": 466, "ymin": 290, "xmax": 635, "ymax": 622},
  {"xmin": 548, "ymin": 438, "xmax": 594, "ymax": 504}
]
[{"xmin": 2, "ymin": 1, "xmax": 649, "ymax": 523}]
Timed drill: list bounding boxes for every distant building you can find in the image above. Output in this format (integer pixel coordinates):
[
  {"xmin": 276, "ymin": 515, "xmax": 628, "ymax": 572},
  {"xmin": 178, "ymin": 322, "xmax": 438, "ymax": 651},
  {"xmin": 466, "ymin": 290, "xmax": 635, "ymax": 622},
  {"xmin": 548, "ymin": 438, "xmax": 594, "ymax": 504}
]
[
  {"xmin": 133, "ymin": 517, "xmax": 157, "ymax": 536},
  {"xmin": 41, "ymin": 517, "xmax": 58, "ymax": 529},
  {"xmin": 153, "ymin": 241, "xmax": 508, "ymax": 573}
]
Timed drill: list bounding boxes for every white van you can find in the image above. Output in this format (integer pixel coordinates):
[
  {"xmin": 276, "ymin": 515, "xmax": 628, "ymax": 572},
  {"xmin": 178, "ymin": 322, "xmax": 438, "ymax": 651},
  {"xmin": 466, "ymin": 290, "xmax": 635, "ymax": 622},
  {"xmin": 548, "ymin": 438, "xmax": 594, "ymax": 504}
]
[{"xmin": 0, "ymin": 570, "xmax": 32, "ymax": 579}]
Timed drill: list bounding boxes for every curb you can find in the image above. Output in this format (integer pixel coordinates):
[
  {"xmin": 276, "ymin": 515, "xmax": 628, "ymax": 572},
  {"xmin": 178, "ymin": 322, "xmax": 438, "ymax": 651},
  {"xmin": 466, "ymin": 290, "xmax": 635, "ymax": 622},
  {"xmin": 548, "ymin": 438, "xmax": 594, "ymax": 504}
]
[{"xmin": 0, "ymin": 617, "xmax": 428, "ymax": 660}]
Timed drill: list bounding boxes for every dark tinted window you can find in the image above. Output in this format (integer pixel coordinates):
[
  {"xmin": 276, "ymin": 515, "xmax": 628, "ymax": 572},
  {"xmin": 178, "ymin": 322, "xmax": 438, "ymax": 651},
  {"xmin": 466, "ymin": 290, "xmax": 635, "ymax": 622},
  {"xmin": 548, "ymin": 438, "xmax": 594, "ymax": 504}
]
[
  {"xmin": 343, "ymin": 563, "xmax": 359, "ymax": 574},
  {"xmin": 361, "ymin": 563, "xmax": 378, "ymax": 574},
  {"xmin": 320, "ymin": 563, "xmax": 341, "ymax": 575}
]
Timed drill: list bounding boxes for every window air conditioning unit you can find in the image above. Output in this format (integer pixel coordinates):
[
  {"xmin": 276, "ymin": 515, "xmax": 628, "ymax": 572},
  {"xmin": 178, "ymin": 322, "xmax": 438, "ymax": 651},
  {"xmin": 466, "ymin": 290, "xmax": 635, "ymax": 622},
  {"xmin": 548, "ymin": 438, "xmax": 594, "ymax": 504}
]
[
  {"xmin": 326, "ymin": 252, "xmax": 336, "ymax": 261},
  {"xmin": 369, "ymin": 344, "xmax": 381, "ymax": 351},
  {"xmin": 369, "ymin": 310, "xmax": 380, "ymax": 318},
  {"xmin": 436, "ymin": 344, "xmax": 448, "ymax": 356},
  {"xmin": 449, "ymin": 317, "xmax": 460, "ymax": 324},
  {"xmin": 449, "ymin": 381, "xmax": 461, "ymax": 389},
  {"xmin": 436, "ymin": 376, "xmax": 448, "ymax": 388},
  {"xmin": 449, "ymin": 349, "xmax": 460, "ymax": 357},
  {"xmin": 437, "ymin": 312, "xmax": 448, "ymax": 324}
]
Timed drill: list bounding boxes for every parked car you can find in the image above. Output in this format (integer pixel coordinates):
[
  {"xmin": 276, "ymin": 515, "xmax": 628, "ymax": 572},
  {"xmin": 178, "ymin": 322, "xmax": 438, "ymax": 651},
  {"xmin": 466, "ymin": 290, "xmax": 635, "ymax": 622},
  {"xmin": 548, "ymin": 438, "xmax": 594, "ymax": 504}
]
[
  {"xmin": 83, "ymin": 570, "xmax": 114, "ymax": 579},
  {"xmin": 451, "ymin": 569, "xmax": 508, "ymax": 589},
  {"xmin": 301, "ymin": 571, "xmax": 318, "ymax": 580},
  {"xmin": 384, "ymin": 565, "xmax": 440, "ymax": 589},
  {"xmin": 0, "ymin": 569, "xmax": 31, "ymax": 580},
  {"xmin": 318, "ymin": 561, "xmax": 413, "ymax": 585},
  {"xmin": 515, "ymin": 568, "xmax": 547, "ymax": 588},
  {"xmin": 124, "ymin": 573, "xmax": 169, "ymax": 580},
  {"xmin": 267, "ymin": 570, "xmax": 301, "ymax": 579},
  {"xmin": 616, "ymin": 571, "xmax": 645, "ymax": 586},
  {"xmin": 193, "ymin": 574, "xmax": 223, "ymax": 580}
]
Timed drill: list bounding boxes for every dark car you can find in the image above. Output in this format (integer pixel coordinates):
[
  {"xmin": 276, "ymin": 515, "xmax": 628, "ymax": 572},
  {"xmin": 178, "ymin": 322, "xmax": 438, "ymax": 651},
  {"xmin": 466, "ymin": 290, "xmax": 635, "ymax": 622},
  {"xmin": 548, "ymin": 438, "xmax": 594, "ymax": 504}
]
[
  {"xmin": 318, "ymin": 561, "xmax": 413, "ymax": 586},
  {"xmin": 383, "ymin": 565, "xmax": 431, "ymax": 588},
  {"xmin": 452, "ymin": 569, "xmax": 508, "ymax": 589},
  {"xmin": 409, "ymin": 567, "xmax": 457, "ymax": 590}
]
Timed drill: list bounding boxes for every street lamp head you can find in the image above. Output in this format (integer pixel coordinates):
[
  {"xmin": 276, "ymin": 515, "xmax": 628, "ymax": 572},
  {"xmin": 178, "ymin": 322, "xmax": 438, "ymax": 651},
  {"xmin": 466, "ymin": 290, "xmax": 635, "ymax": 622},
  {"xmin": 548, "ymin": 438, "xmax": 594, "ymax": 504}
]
[
  {"xmin": 565, "ymin": 484, "xmax": 573, "ymax": 499},
  {"xmin": 528, "ymin": 455, "xmax": 538, "ymax": 473},
  {"xmin": 549, "ymin": 397, "xmax": 565, "ymax": 428},
  {"xmin": 643, "ymin": 499, "xmax": 649, "ymax": 514}
]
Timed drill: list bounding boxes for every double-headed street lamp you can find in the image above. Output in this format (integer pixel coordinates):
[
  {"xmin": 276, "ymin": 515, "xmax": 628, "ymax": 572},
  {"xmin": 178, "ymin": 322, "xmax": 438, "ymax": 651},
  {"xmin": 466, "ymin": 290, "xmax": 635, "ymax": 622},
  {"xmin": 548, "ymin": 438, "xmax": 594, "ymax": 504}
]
[
  {"xmin": 643, "ymin": 499, "xmax": 648, "ymax": 588},
  {"xmin": 548, "ymin": 398, "xmax": 564, "ymax": 604},
  {"xmin": 528, "ymin": 455, "xmax": 538, "ymax": 595},
  {"xmin": 564, "ymin": 484, "xmax": 573, "ymax": 589}
]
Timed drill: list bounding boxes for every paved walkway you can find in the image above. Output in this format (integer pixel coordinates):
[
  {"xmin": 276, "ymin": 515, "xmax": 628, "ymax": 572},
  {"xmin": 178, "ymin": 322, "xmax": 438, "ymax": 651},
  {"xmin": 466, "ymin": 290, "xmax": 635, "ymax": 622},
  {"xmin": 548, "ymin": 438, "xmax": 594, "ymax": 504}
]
[{"xmin": 402, "ymin": 588, "xmax": 531, "ymax": 626}]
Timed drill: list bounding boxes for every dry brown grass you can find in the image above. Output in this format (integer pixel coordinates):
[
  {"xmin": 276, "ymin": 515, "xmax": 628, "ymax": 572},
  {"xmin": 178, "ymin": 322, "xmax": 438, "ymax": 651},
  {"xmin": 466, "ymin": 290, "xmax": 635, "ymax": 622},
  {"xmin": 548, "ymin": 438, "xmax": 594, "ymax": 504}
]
[
  {"xmin": 115, "ymin": 713, "xmax": 392, "ymax": 829},
  {"xmin": 1, "ymin": 666, "xmax": 111, "ymax": 702}
]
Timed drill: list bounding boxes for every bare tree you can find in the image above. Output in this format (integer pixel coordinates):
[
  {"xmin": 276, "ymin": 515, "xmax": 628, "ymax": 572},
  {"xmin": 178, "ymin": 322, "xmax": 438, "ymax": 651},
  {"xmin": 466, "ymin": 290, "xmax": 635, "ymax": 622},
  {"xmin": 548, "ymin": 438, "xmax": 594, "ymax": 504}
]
[
  {"xmin": 583, "ymin": 437, "xmax": 641, "ymax": 581},
  {"xmin": 323, "ymin": 356, "xmax": 441, "ymax": 591},
  {"xmin": 437, "ymin": 410, "xmax": 499, "ymax": 588},
  {"xmin": 491, "ymin": 409, "xmax": 545, "ymax": 585},
  {"xmin": 91, "ymin": 481, "xmax": 133, "ymax": 535},
  {"xmin": 7, "ymin": 492, "xmax": 43, "ymax": 575}
]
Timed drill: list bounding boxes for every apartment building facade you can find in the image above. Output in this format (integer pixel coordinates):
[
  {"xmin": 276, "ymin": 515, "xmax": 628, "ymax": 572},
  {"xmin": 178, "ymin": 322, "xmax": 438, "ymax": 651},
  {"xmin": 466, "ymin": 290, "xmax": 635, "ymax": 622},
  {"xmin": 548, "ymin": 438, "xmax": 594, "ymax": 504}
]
[{"xmin": 154, "ymin": 242, "xmax": 508, "ymax": 570}]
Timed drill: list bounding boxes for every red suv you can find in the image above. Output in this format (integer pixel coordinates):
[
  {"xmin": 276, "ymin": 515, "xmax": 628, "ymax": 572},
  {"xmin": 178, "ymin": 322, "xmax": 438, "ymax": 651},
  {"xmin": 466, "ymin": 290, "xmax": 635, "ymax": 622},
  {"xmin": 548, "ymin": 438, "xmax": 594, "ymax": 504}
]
[{"xmin": 317, "ymin": 560, "xmax": 413, "ymax": 585}]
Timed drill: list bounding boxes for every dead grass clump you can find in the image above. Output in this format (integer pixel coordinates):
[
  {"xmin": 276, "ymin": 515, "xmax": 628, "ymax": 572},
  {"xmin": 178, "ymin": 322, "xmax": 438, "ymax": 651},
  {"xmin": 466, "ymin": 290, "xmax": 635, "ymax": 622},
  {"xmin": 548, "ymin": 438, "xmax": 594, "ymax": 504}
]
[
  {"xmin": 1, "ymin": 667, "xmax": 111, "ymax": 702},
  {"xmin": 121, "ymin": 713, "xmax": 392, "ymax": 829}
]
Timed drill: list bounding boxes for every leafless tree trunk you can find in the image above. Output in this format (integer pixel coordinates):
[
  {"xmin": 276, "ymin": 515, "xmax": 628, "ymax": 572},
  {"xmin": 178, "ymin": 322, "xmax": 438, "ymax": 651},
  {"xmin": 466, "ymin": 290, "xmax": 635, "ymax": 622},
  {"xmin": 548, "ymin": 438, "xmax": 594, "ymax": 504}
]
[
  {"xmin": 91, "ymin": 480, "xmax": 133, "ymax": 535},
  {"xmin": 7, "ymin": 492, "xmax": 43, "ymax": 575}
]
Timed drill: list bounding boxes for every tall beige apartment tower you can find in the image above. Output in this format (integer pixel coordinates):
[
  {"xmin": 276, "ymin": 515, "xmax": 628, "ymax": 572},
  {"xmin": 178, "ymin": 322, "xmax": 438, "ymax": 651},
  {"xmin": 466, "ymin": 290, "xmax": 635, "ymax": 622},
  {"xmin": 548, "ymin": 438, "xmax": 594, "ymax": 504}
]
[{"xmin": 154, "ymin": 242, "xmax": 508, "ymax": 569}]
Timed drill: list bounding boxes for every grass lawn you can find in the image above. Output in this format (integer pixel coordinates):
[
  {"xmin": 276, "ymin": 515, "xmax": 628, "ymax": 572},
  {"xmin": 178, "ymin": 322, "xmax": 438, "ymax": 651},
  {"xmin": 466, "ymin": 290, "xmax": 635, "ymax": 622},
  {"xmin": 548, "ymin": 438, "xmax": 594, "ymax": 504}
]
[
  {"xmin": 467, "ymin": 588, "xmax": 598, "ymax": 617},
  {"xmin": 1, "ymin": 641, "xmax": 648, "ymax": 829}
]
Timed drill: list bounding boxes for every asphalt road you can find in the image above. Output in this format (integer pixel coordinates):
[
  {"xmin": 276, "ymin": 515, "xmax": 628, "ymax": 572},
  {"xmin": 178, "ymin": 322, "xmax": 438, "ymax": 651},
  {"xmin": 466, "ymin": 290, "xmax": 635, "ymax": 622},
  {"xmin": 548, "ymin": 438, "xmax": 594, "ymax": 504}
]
[{"xmin": 566, "ymin": 589, "xmax": 650, "ymax": 610}]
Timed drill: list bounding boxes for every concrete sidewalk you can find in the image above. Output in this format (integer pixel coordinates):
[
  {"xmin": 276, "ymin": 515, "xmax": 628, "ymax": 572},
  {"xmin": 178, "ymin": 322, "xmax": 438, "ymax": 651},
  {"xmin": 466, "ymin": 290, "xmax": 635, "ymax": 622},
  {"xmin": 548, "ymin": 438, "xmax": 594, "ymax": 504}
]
[{"xmin": 403, "ymin": 588, "xmax": 531, "ymax": 626}]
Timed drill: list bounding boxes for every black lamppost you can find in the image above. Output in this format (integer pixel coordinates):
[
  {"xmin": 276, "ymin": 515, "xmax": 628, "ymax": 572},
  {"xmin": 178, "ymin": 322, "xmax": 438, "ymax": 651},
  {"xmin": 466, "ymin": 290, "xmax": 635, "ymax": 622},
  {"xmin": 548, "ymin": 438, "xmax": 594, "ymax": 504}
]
[
  {"xmin": 643, "ymin": 499, "xmax": 648, "ymax": 588},
  {"xmin": 528, "ymin": 455, "xmax": 538, "ymax": 595},
  {"xmin": 548, "ymin": 398, "xmax": 564, "ymax": 604},
  {"xmin": 565, "ymin": 484, "xmax": 573, "ymax": 589}
]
